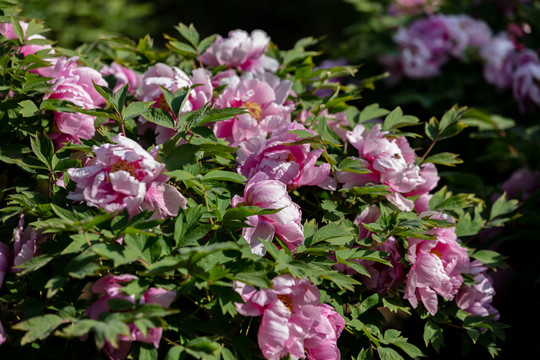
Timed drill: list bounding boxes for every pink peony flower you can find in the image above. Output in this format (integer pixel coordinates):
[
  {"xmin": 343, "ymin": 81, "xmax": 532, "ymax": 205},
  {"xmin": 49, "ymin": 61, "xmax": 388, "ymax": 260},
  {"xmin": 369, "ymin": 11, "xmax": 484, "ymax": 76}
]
[
  {"xmin": 44, "ymin": 57, "xmax": 108, "ymax": 145},
  {"xmin": 512, "ymin": 52, "xmax": 540, "ymax": 112},
  {"xmin": 404, "ymin": 212, "xmax": 470, "ymax": 315},
  {"xmin": 87, "ymin": 274, "xmax": 176, "ymax": 360},
  {"xmin": 339, "ymin": 124, "xmax": 438, "ymax": 211},
  {"xmin": 200, "ymin": 29, "xmax": 278, "ymax": 74},
  {"xmin": 213, "ymin": 72, "xmax": 294, "ymax": 147},
  {"xmin": 232, "ymin": 172, "xmax": 303, "ymax": 256},
  {"xmin": 479, "ymin": 32, "xmax": 516, "ymax": 90},
  {"xmin": 136, "ymin": 63, "xmax": 213, "ymax": 144},
  {"xmin": 100, "ymin": 62, "xmax": 142, "ymax": 94},
  {"xmin": 67, "ymin": 134, "xmax": 187, "ymax": 219},
  {"xmin": 394, "ymin": 16, "xmax": 458, "ymax": 78},
  {"xmin": 237, "ymin": 122, "xmax": 331, "ymax": 190},
  {"xmin": 11, "ymin": 214, "xmax": 38, "ymax": 272},
  {"xmin": 306, "ymin": 304, "xmax": 345, "ymax": 360},
  {"xmin": 234, "ymin": 275, "xmax": 344, "ymax": 360},
  {"xmin": 456, "ymin": 261, "xmax": 500, "ymax": 320}
]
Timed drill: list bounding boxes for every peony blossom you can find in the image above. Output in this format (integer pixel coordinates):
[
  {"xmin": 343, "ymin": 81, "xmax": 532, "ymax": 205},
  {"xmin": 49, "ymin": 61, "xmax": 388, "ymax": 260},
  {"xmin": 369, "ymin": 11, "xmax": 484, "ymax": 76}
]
[
  {"xmin": 200, "ymin": 29, "xmax": 278, "ymax": 74},
  {"xmin": 456, "ymin": 261, "xmax": 500, "ymax": 320},
  {"xmin": 234, "ymin": 275, "xmax": 344, "ymax": 360},
  {"xmin": 136, "ymin": 63, "xmax": 213, "ymax": 144},
  {"xmin": 44, "ymin": 57, "xmax": 108, "ymax": 145},
  {"xmin": 394, "ymin": 16, "xmax": 458, "ymax": 78},
  {"xmin": 87, "ymin": 274, "xmax": 176, "ymax": 360},
  {"xmin": 232, "ymin": 172, "xmax": 303, "ymax": 255},
  {"xmin": 404, "ymin": 212, "xmax": 470, "ymax": 315},
  {"xmin": 213, "ymin": 71, "xmax": 294, "ymax": 147},
  {"xmin": 339, "ymin": 123, "xmax": 438, "ymax": 211},
  {"xmin": 100, "ymin": 62, "xmax": 142, "ymax": 94},
  {"xmin": 444, "ymin": 15, "xmax": 492, "ymax": 58},
  {"xmin": 11, "ymin": 214, "xmax": 38, "ymax": 272},
  {"xmin": 67, "ymin": 134, "xmax": 187, "ymax": 219},
  {"xmin": 479, "ymin": 32, "xmax": 516, "ymax": 90},
  {"xmin": 237, "ymin": 122, "xmax": 331, "ymax": 190},
  {"xmin": 306, "ymin": 304, "xmax": 345, "ymax": 360},
  {"xmin": 512, "ymin": 53, "xmax": 540, "ymax": 112}
]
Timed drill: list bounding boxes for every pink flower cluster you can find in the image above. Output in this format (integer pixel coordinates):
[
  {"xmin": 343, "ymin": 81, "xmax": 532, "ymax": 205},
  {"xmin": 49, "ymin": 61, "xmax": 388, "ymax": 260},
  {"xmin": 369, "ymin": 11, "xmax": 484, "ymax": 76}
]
[
  {"xmin": 0, "ymin": 20, "xmax": 53, "ymax": 58},
  {"xmin": 87, "ymin": 274, "xmax": 176, "ymax": 360},
  {"xmin": 388, "ymin": 13, "xmax": 540, "ymax": 111},
  {"xmin": 339, "ymin": 123, "xmax": 439, "ymax": 211},
  {"xmin": 67, "ymin": 134, "xmax": 187, "ymax": 219},
  {"xmin": 200, "ymin": 29, "xmax": 278, "ymax": 74},
  {"xmin": 392, "ymin": 14, "xmax": 492, "ymax": 78},
  {"xmin": 234, "ymin": 275, "xmax": 345, "ymax": 360}
]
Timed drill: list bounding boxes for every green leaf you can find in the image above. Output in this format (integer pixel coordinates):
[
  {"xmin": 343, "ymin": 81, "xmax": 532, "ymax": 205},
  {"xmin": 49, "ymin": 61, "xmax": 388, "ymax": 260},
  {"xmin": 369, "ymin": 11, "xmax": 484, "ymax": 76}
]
[
  {"xmin": 111, "ymin": 83, "xmax": 130, "ymax": 113},
  {"xmin": 425, "ymin": 117, "xmax": 439, "ymax": 141},
  {"xmin": 143, "ymin": 108, "xmax": 176, "ymax": 129},
  {"xmin": 470, "ymin": 250, "xmax": 508, "ymax": 268},
  {"xmin": 176, "ymin": 23, "xmax": 200, "ymax": 48},
  {"xmin": 423, "ymin": 152, "xmax": 463, "ymax": 167},
  {"xmin": 161, "ymin": 86, "xmax": 190, "ymax": 119},
  {"xmin": 378, "ymin": 346, "xmax": 403, "ymax": 360},
  {"xmin": 122, "ymin": 101, "xmax": 155, "ymax": 121},
  {"xmin": 359, "ymin": 103, "xmax": 390, "ymax": 124},
  {"xmin": 490, "ymin": 192, "xmax": 519, "ymax": 220},
  {"xmin": 202, "ymin": 170, "xmax": 247, "ymax": 184},
  {"xmin": 198, "ymin": 107, "xmax": 247, "ymax": 126},
  {"xmin": 359, "ymin": 293, "xmax": 381, "ymax": 314},
  {"xmin": 382, "ymin": 107, "xmax": 419, "ymax": 130},
  {"xmin": 19, "ymin": 100, "xmax": 39, "ymax": 117},
  {"xmin": 393, "ymin": 340, "xmax": 425, "ymax": 359},
  {"xmin": 423, "ymin": 321, "xmax": 444, "ymax": 352},
  {"xmin": 322, "ymin": 272, "xmax": 360, "ymax": 291},
  {"xmin": 13, "ymin": 314, "xmax": 65, "ymax": 345},
  {"xmin": 11, "ymin": 17, "xmax": 24, "ymax": 42},
  {"xmin": 30, "ymin": 133, "xmax": 54, "ymax": 168}
]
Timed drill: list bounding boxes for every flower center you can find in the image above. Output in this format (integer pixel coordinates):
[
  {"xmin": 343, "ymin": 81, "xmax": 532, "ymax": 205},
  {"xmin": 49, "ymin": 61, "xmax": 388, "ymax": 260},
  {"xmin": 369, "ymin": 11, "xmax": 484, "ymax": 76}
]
[
  {"xmin": 110, "ymin": 160, "xmax": 139, "ymax": 178},
  {"xmin": 277, "ymin": 294, "xmax": 294, "ymax": 312},
  {"xmin": 430, "ymin": 249, "xmax": 442, "ymax": 259},
  {"xmin": 243, "ymin": 101, "xmax": 262, "ymax": 121},
  {"xmin": 286, "ymin": 153, "xmax": 296, "ymax": 162}
]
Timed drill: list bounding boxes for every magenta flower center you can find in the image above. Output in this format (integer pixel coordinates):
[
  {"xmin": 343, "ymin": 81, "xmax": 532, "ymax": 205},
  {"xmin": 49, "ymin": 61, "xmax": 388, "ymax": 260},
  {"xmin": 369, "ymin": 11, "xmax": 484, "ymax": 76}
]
[
  {"xmin": 277, "ymin": 294, "xmax": 294, "ymax": 312},
  {"xmin": 243, "ymin": 101, "xmax": 262, "ymax": 121}
]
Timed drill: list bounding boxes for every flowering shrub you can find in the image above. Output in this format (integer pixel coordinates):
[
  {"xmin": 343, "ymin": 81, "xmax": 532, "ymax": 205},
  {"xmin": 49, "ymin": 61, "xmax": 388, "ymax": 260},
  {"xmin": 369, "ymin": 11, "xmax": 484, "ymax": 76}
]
[{"xmin": 0, "ymin": 2, "xmax": 523, "ymax": 359}]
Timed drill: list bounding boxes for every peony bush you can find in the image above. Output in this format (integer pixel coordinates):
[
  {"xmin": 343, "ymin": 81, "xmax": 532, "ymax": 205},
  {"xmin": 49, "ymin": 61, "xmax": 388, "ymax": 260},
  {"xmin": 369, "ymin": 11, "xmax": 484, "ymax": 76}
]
[{"xmin": 0, "ymin": 2, "xmax": 523, "ymax": 359}]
